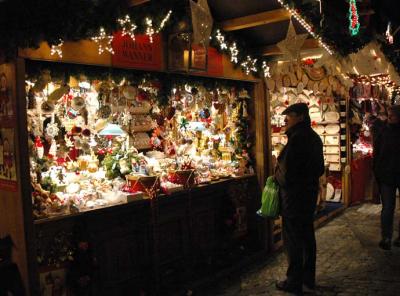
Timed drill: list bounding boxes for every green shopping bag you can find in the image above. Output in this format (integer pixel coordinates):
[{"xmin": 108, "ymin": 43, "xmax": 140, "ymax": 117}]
[{"xmin": 257, "ymin": 176, "xmax": 280, "ymax": 218}]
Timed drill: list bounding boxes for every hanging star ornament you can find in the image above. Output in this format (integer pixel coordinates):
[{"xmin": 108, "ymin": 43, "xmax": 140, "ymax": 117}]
[
  {"xmin": 92, "ymin": 27, "xmax": 114, "ymax": 54},
  {"xmin": 118, "ymin": 15, "xmax": 137, "ymax": 41},
  {"xmin": 190, "ymin": 0, "xmax": 213, "ymax": 46},
  {"xmin": 277, "ymin": 20, "xmax": 308, "ymax": 61}
]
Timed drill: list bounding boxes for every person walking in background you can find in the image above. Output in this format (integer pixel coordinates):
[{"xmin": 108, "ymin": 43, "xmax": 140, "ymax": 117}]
[
  {"xmin": 371, "ymin": 105, "xmax": 400, "ymax": 250},
  {"xmin": 274, "ymin": 103, "xmax": 325, "ymax": 295}
]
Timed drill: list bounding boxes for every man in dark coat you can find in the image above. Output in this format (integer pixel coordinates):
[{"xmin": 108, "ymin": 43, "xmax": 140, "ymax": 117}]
[
  {"xmin": 275, "ymin": 103, "xmax": 325, "ymax": 295},
  {"xmin": 371, "ymin": 105, "xmax": 400, "ymax": 250}
]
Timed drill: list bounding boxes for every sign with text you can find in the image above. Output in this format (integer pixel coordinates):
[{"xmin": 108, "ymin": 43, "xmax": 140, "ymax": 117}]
[{"xmin": 112, "ymin": 32, "xmax": 163, "ymax": 71}]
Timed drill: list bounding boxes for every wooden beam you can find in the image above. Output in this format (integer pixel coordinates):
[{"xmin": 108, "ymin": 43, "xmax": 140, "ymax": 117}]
[
  {"xmin": 257, "ymin": 38, "xmax": 320, "ymax": 56},
  {"xmin": 127, "ymin": 0, "xmax": 150, "ymax": 6},
  {"xmin": 219, "ymin": 8, "xmax": 290, "ymax": 31}
]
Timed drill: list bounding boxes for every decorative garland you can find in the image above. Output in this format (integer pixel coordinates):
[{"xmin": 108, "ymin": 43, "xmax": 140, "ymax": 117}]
[{"xmin": 348, "ymin": 0, "xmax": 360, "ymax": 36}]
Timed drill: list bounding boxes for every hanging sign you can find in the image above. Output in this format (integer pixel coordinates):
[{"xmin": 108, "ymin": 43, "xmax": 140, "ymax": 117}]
[
  {"xmin": 112, "ymin": 31, "xmax": 163, "ymax": 71},
  {"xmin": 348, "ymin": 0, "xmax": 360, "ymax": 36}
]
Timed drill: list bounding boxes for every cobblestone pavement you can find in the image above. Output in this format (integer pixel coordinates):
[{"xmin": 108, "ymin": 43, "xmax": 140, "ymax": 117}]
[{"xmin": 202, "ymin": 204, "xmax": 400, "ymax": 296}]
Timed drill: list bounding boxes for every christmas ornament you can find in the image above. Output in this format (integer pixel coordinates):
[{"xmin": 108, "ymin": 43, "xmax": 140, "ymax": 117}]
[
  {"xmin": 49, "ymin": 139, "xmax": 57, "ymax": 157},
  {"xmin": 348, "ymin": 0, "xmax": 360, "ymax": 36},
  {"xmin": 117, "ymin": 15, "xmax": 137, "ymax": 41},
  {"xmin": 92, "ymin": 27, "xmax": 114, "ymax": 55},
  {"xmin": 229, "ymin": 42, "xmax": 239, "ymax": 64},
  {"xmin": 241, "ymin": 56, "xmax": 258, "ymax": 75},
  {"xmin": 190, "ymin": 0, "xmax": 213, "ymax": 46},
  {"xmin": 35, "ymin": 137, "xmax": 44, "ymax": 159},
  {"xmin": 262, "ymin": 61, "xmax": 271, "ymax": 78},
  {"xmin": 215, "ymin": 30, "xmax": 227, "ymax": 50},
  {"xmin": 45, "ymin": 120, "xmax": 59, "ymax": 138},
  {"xmin": 50, "ymin": 39, "xmax": 63, "ymax": 58},
  {"xmin": 145, "ymin": 17, "xmax": 155, "ymax": 43},
  {"xmin": 277, "ymin": 20, "xmax": 308, "ymax": 61}
]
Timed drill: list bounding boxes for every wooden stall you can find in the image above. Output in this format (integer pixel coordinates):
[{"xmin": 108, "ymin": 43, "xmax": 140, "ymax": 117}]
[{"xmin": 0, "ymin": 32, "xmax": 270, "ymax": 295}]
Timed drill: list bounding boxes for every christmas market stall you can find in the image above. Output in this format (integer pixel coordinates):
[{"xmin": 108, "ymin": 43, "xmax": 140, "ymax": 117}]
[
  {"xmin": 346, "ymin": 42, "xmax": 400, "ymax": 204},
  {"xmin": 0, "ymin": 1, "xmax": 272, "ymax": 294}
]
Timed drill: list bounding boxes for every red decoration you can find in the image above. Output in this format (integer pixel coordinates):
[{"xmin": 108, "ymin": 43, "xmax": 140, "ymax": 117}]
[{"xmin": 303, "ymin": 59, "xmax": 315, "ymax": 66}]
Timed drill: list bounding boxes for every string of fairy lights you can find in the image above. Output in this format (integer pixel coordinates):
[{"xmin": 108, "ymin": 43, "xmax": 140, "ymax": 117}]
[
  {"xmin": 275, "ymin": 0, "xmax": 333, "ymax": 55},
  {"xmin": 48, "ymin": 1, "xmax": 336, "ymax": 77}
]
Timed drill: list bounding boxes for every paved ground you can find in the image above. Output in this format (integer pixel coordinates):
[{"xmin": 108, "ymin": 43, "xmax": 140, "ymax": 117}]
[{"xmin": 202, "ymin": 203, "xmax": 400, "ymax": 296}]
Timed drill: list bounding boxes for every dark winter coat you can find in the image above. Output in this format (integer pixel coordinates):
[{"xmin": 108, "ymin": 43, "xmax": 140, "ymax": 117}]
[
  {"xmin": 275, "ymin": 121, "xmax": 325, "ymax": 217},
  {"xmin": 372, "ymin": 120, "xmax": 400, "ymax": 186}
]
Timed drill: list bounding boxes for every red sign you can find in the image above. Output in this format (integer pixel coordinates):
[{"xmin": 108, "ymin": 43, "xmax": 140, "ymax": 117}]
[
  {"xmin": 192, "ymin": 47, "xmax": 223, "ymax": 77},
  {"xmin": 112, "ymin": 32, "xmax": 163, "ymax": 71}
]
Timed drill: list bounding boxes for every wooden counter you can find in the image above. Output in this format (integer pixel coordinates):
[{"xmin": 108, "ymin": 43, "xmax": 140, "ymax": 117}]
[{"xmin": 33, "ymin": 175, "xmax": 265, "ymax": 295}]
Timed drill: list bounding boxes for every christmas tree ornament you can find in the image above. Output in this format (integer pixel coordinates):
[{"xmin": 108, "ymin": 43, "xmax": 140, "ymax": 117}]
[
  {"xmin": 45, "ymin": 114, "xmax": 60, "ymax": 138},
  {"xmin": 348, "ymin": 0, "xmax": 360, "ymax": 36},
  {"xmin": 92, "ymin": 27, "xmax": 114, "ymax": 55},
  {"xmin": 117, "ymin": 15, "xmax": 137, "ymax": 41},
  {"xmin": 277, "ymin": 20, "xmax": 308, "ymax": 61}
]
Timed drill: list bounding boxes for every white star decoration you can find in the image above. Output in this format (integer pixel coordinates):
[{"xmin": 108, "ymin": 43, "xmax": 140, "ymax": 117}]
[
  {"xmin": 277, "ymin": 20, "xmax": 308, "ymax": 61},
  {"xmin": 92, "ymin": 27, "xmax": 114, "ymax": 55},
  {"xmin": 118, "ymin": 15, "xmax": 137, "ymax": 41}
]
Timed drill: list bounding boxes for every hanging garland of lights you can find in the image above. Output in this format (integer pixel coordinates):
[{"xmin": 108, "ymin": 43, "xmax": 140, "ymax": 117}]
[
  {"xmin": 348, "ymin": 0, "xmax": 360, "ymax": 36},
  {"xmin": 276, "ymin": 0, "xmax": 333, "ymax": 55}
]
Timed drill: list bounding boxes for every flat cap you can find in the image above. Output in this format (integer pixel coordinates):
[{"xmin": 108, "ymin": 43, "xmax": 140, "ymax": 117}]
[{"xmin": 282, "ymin": 102, "xmax": 309, "ymax": 116}]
